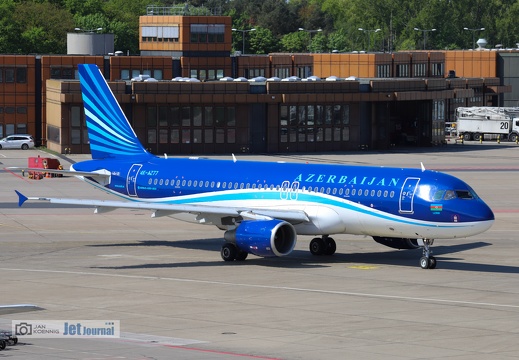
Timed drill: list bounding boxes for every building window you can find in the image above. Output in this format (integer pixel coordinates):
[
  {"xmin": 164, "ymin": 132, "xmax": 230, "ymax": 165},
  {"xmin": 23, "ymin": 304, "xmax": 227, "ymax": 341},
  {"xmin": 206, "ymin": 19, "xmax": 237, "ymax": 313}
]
[
  {"xmin": 280, "ymin": 104, "xmax": 350, "ymax": 143},
  {"xmin": 190, "ymin": 24, "xmax": 224, "ymax": 43}
]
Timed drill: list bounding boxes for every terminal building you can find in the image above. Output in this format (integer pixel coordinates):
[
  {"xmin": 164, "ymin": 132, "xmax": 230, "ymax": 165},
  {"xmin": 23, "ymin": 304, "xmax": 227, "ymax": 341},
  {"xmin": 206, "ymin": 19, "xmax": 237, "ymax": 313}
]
[{"xmin": 1, "ymin": 5, "xmax": 519, "ymax": 155}]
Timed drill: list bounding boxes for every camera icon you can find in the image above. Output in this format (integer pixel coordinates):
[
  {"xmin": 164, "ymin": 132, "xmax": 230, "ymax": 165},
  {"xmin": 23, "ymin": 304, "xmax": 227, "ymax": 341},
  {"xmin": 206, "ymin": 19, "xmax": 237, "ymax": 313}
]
[{"xmin": 15, "ymin": 322, "xmax": 32, "ymax": 336}]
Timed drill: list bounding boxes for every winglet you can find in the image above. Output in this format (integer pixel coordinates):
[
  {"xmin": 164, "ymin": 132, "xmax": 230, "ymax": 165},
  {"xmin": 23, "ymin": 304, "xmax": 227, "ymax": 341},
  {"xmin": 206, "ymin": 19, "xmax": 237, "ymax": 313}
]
[
  {"xmin": 15, "ymin": 190, "xmax": 28, "ymax": 207},
  {"xmin": 420, "ymin": 162, "xmax": 426, "ymax": 172}
]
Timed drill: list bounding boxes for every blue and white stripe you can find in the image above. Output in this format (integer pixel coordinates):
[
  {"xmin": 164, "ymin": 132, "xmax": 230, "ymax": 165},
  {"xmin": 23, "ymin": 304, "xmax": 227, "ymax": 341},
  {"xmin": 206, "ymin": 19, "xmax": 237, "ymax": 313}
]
[{"xmin": 78, "ymin": 64, "xmax": 148, "ymax": 159}]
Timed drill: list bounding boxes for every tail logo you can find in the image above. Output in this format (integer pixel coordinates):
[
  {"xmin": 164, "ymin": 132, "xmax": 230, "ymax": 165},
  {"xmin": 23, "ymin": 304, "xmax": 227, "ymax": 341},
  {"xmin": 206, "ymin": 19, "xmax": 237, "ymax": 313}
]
[{"xmin": 78, "ymin": 64, "xmax": 148, "ymax": 159}]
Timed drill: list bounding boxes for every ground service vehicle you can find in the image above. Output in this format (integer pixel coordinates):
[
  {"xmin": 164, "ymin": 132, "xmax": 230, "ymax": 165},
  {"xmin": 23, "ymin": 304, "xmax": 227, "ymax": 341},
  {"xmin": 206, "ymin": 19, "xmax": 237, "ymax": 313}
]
[{"xmin": 455, "ymin": 107, "xmax": 519, "ymax": 141}]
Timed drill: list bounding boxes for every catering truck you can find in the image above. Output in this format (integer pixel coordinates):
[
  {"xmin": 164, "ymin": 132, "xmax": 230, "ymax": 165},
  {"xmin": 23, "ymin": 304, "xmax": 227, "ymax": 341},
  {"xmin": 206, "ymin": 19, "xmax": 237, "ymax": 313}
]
[{"xmin": 456, "ymin": 107, "xmax": 519, "ymax": 141}]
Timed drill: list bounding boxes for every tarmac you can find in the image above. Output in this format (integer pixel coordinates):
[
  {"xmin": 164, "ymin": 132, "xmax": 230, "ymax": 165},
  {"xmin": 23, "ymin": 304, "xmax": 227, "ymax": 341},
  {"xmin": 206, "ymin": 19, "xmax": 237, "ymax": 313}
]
[{"xmin": 1, "ymin": 142, "xmax": 519, "ymax": 359}]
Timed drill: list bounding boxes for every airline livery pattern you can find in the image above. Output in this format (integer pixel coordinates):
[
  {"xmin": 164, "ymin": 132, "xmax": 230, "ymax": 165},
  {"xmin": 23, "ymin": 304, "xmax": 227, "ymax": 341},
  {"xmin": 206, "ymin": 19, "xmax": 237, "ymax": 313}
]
[{"xmin": 14, "ymin": 64, "xmax": 495, "ymax": 269}]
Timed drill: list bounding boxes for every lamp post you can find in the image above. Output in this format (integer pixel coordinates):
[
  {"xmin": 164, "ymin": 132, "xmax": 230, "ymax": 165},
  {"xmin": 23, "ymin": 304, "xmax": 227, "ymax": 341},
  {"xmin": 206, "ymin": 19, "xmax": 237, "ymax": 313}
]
[
  {"xmin": 358, "ymin": 28, "xmax": 381, "ymax": 52},
  {"xmin": 74, "ymin": 27, "xmax": 103, "ymax": 33},
  {"xmin": 231, "ymin": 28, "xmax": 256, "ymax": 54},
  {"xmin": 298, "ymin": 28, "xmax": 323, "ymax": 52},
  {"xmin": 464, "ymin": 27, "xmax": 485, "ymax": 50},
  {"xmin": 413, "ymin": 27, "xmax": 436, "ymax": 50}
]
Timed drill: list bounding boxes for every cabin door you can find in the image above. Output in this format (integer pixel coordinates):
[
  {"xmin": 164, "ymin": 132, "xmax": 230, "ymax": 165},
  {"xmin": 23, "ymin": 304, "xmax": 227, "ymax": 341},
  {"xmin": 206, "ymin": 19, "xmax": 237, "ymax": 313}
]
[
  {"xmin": 126, "ymin": 164, "xmax": 142, "ymax": 197},
  {"xmin": 399, "ymin": 177, "xmax": 420, "ymax": 213}
]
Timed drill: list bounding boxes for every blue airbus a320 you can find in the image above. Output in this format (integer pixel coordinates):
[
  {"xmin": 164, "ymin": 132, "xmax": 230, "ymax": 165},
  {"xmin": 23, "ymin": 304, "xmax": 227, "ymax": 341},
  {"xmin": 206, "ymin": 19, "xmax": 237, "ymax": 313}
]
[{"xmin": 13, "ymin": 64, "xmax": 494, "ymax": 269}]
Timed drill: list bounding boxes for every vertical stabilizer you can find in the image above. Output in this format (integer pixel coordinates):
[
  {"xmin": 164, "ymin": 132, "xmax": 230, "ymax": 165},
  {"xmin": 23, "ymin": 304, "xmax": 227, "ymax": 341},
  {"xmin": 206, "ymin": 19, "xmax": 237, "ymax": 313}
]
[{"xmin": 78, "ymin": 64, "xmax": 149, "ymax": 160}]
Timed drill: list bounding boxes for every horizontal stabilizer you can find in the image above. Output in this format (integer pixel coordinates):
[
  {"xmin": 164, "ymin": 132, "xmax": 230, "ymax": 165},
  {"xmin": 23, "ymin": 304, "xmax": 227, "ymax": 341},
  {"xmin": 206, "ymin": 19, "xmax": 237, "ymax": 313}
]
[
  {"xmin": 0, "ymin": 304, "xmax": 44, "ymax": 316},
  {"xmin": 8, "ymin": 167, "xmax": 111, "ymax": 186}
]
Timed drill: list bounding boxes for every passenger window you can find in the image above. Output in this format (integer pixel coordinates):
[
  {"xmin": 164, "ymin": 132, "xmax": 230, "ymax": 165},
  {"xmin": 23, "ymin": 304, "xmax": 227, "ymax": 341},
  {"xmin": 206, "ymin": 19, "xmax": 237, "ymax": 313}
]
[
  {"xmin": 252, "ymin": 184, "xmax": 256, "ymax": 189},
  {"xmin": 384, "ymin": 190, "xmax": 388, "ymax": 197},
  {"xmin": 352, "ymin": 189, "xmax": 356, "ymax": 196},
  {"xmin": 193, "ymin": 180, "xmax": 198, "ymax": 187},
  {"xmin": 210, "ymin": 181, "xmax": 215, "ymax": 188},
  {"xmin": 377, "ymin": 190, "xmax": 381, "ymax": 197},
  {"xmin": 339, "ymin": 188, "xmax": 343, "ymax": 195},
  {"xmin": 371, "ymin": 190, "xmax": 375, "ymax": 196},
  {"xmin": 154, "ymin": 179, "xmax": 158, "ymax": 185},
  {"xmin": 240, "ymin": 183, "xmax": 244, "ymax": 189},
  {"xmin": 217, "ymin": 182, "xmax": 221, "ymax": 188},
  {"xmin": 159, "ymin": 179, "xmax": 163, "ymax": 185},
  {"xmin": 148, "ymin": 178, "xmax": 152, "ymax": 185},
  {"xmin": 326, "ymin": 188, "xmax": 331, "ymax": 194},
  {"xmin": 188, "ymin": 180, "xmax": 192, "ymax": 186},
  {"xmin": 390, "ymin": 191, "xmax": 394, "ymax": 198},
  {"xmin": 234, "ymin": 183, "xmax": 239, "ymax": 189},
  {"xmin": 176, "ymin": 180, "xmax": 180, "ymax": 186},
  {"xmin": 320, "ymin": 187, "xmax": 324, "ymax": 193},
  {"xmin": 345, "ymin": 189, "xmax": 350, "ymax": 195},
  {"xmin": 182, "ymin": 180, "xmax": 186, "ymax": 186},
  {"xmin": 364, "ymin": 189, "xmax": 369, "ymax": 196},
  {"xmin": 332, "ymin": 188, "xmax": 337, "ymax": 195},
  {"xmin": 205, "ymin": 181, "xmax": 209, "ymax": 187},
  {"xmin": 165, "ymin": 179, "xmax": 169, "ymax": 186}
]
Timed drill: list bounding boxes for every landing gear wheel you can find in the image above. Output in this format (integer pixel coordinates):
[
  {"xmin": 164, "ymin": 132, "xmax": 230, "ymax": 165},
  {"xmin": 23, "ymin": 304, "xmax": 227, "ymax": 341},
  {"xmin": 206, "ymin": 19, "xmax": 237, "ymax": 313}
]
[
  {"xmin": 235, "ymin": 250, "xmax": 248, "ymax": 261},
  {"xmin": 221, "ymin": 243, "xmax": 237, "ymax": 261},
  {"xmin": 324, "ymin": 238, "xmax": 336, "ymax": 255},
  {"xmin": 0, "ymin": 340, "xmax": 6, "ymax": 350},
  {"xmin": 428, "ymin": 256, "xmax": 437, "ymax": 269},
  {"xmin": 420, "ymin": 256, "xmax": 430, "ymax": 269},
  {"xmin": 310, "ymin": 238, "xmax": 325, "ymax": 255}
]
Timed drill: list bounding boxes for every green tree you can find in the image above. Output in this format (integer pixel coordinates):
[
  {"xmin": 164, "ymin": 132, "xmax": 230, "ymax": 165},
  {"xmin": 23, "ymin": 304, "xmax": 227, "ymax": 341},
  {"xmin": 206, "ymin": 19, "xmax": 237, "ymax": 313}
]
[
  {"xmin": 249, "ymin": 27, "xmax": 279, "ymax": 54},
  {"xmin": 280, "ymin": 31, "xmax": 308, "ymax": 52},
  {"xmin": 13, "ymin": 1, "xmax": 74, "ymax": 54}
]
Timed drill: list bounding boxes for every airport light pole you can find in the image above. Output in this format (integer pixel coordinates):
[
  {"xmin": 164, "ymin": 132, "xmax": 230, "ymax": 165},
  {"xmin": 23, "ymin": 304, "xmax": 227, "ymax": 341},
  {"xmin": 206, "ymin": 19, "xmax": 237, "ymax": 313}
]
[
  {"xmin": 358, "ymin": 28, "xmax": 381, "ymax": 52},
  {"xmin": 464, "ymin": 27, "xmax": 485, "ymax": 50},
  {"xmin": 74, "ymin": 27, "xmax": 103, "ymax": 33},
  {"xmin": 298, "ymin": 28, "xmax": 323, "ymax": 52},
  {"xmin": 232, "ymin": 28, "xmax": 256, "ymax": 54},
  {"xmin": 414, "ymin": 27, "xmax": 436, "ymax": 50}
]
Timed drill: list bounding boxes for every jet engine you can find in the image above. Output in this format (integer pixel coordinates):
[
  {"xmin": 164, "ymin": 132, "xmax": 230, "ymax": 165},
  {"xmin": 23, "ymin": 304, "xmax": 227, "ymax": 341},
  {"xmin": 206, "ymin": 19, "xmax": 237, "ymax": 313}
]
[
  {"xmin": 224, "ymin": 219, "xmax": 297, "ymax": 257},
  {"xmin": 373, "ymin": 236, "xmax": 420, "ymax": 250}
]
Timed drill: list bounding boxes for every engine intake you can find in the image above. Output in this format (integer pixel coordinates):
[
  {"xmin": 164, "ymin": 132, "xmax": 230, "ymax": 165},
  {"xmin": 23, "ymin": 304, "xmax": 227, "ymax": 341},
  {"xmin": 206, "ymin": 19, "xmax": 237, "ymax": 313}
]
[
  {"xmin": 224, "ymin": 219, "xmax": 297, "ymax": 257},
  {"xmin": 373, "ymin": 236, "xmax": 420, "ymax": 250}
]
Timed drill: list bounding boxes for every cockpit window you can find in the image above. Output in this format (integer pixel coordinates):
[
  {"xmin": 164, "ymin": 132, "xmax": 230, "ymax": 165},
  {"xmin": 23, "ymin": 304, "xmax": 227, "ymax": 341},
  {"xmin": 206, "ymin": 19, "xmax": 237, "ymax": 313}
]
[
  {"xmin": 432, "ymin": 190, "xmax": 445, "ymax": 201},
  {"xmin": 456, "ymin": 190, "xmax": 474, "ymax": 199},
  {"xmin": 444, "ymin": 190, "xmax": 456, "ymax": 200}
]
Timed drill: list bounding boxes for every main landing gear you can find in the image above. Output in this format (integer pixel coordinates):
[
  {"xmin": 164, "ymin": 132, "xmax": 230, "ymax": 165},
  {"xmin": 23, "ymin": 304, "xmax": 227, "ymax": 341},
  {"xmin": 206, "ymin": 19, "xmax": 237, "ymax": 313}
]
[
  {"xmin": 221, "ymin": 243, "xmax": 248, "ymax": 262},
  {"xmin": 419, "ymin": 239, "xmax": 436, "ymax": 269},
  {"xmin": 309, "ymin": 236, "xmax": 336, "ymax": 256}
]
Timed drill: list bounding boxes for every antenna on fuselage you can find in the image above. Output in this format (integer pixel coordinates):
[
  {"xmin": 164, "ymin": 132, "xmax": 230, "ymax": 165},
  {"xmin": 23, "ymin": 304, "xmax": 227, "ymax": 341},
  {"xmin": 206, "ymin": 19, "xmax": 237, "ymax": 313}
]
[
  {"xmin": 420, "ymin": 162, "xmax": 425, "ymax": 172},
  {"xmin": 164, "ymin": 153, "xmax": 168, "ymax": 159},
  {"xmin": 232, "ymin": 153, "xmax": 237, "ymax": 163}
]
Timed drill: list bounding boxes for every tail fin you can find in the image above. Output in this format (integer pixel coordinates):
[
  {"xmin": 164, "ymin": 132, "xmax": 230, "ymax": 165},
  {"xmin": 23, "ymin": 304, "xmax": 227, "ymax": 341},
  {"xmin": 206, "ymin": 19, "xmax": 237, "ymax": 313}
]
[{"xmin": 78, "ymin": 64, "xmax": 149, "ymax": 160}]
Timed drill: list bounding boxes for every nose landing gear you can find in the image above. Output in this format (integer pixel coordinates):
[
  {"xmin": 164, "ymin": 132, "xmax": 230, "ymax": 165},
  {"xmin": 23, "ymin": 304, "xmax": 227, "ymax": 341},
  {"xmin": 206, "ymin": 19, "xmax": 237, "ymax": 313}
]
[{"xmin": 419, "ymin": 239, "xmax": 436, "ymax": 269}]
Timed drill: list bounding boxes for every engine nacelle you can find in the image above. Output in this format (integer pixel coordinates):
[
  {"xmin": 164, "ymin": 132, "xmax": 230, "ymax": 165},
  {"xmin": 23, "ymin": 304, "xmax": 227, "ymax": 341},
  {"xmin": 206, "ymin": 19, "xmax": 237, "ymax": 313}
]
[
  {"xmin": 224, "ymin": 219, "xmax": 297, "ymax": 257},
  {"xmin": 373, "ymin": 236, "xmax": 420, "ymax": 250}
]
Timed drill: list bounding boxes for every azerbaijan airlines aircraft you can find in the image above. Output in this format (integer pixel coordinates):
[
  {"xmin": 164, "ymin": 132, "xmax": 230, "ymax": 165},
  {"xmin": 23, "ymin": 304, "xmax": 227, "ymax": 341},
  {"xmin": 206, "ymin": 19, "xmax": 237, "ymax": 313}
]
[{"xmin": 14, "ymin": 64, "xmax": 495, "ymax": 269}]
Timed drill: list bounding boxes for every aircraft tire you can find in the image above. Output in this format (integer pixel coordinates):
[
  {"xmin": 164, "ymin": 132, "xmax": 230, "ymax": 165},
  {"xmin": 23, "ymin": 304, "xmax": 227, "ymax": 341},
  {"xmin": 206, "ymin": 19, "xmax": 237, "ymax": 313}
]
[
  {"xmin": 0, "ymin": 340, "xmax": 6, "ymax": 350},
  {"xmin": 324, "ymin": 238, "xmax": 337, "ymax": 255},
  {"xmin": 310, "ymin": 238, "xmax": 325, "ymax": 255},
  {"xmin": 221, "ymin": 243, "xmax": 237, "ymax": 261},
  {"xmin": 235, "ymin": 250, "xmax": 248, "ymax": 261},
  {"xmin": 428, "ymin": 256, "xmax": 437, "ymax": 269},
  {"xmin": 420, "ymin": 256, "xmax": 430, "ymax": 269}
]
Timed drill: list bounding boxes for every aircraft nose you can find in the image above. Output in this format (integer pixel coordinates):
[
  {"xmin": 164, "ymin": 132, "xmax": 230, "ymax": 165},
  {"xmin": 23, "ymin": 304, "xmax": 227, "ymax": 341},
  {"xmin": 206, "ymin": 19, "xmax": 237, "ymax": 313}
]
[{"xmin": 479, "ymin": 200, "xmax": 495, "ymax": 222}]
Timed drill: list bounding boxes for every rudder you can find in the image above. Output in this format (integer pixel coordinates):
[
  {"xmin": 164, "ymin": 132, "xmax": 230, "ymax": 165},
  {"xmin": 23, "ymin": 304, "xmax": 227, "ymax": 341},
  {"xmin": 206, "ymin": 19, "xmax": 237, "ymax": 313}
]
[{"xmin": 78, "ymin": 64, "xmax": 149, "ymax": 160}]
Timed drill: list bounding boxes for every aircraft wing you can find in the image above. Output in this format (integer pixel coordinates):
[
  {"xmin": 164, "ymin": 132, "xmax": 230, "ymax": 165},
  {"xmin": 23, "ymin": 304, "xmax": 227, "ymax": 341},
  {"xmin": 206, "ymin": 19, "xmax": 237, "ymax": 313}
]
[
  {"xmin": 15, "ymin": 191, "xmax": 310, "ymax": 224},
  {"xmin": 0, "ymin": 304, "xmax": 44, "ymax": 316}
]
